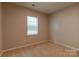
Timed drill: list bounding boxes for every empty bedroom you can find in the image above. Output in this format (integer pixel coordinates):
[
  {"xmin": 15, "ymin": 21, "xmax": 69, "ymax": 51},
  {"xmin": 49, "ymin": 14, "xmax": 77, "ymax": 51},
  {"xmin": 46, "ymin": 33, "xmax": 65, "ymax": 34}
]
[{"xmin": 0, "ymin": 2, "xmax": 79, "ymax": 57}]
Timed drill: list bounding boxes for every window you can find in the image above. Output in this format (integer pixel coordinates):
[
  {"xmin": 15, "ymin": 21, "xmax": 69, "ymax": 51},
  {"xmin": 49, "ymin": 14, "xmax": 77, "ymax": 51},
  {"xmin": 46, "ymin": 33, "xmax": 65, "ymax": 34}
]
[{"xmin": 27, "ymin": 16, "xmax": 38, "ymax": 36}]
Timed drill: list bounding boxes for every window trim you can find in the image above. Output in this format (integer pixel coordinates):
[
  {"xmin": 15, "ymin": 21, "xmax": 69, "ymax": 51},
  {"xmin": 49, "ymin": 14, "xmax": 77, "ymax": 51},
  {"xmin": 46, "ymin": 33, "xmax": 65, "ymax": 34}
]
[{"xmin": 26, "ymin": 16, "xmax": 38, "ymax": 36}]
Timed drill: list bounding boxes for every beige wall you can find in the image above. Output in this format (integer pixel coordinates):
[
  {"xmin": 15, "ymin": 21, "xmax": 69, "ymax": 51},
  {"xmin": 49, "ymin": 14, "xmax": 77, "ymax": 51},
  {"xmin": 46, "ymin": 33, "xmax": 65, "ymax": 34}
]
[
  {"xmin": 2, "ymin": 3, "xmax": 49, "ymax": 50},
  {"xmin": 3, "ymin": 2, "xmax": 79, "ymax": 50},
  {"xmin": 0, "ymin": 3, "xmax": 2, "ymax": 51},
  {"xmin": 50, "ymin": 4, "xmax": 79, "ymax": 49}
]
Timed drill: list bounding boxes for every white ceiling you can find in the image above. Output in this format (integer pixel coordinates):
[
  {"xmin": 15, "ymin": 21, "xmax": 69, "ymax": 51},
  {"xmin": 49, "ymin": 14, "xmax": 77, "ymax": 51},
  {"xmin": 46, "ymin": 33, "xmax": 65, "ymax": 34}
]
[{"xmin": 12, "ymin": 2, "xmax": 77, "ymax": 14}]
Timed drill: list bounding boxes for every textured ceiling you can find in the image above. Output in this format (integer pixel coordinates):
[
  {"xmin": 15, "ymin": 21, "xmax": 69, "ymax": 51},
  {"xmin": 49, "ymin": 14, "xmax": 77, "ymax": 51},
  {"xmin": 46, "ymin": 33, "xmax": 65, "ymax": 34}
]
[{"xmin": 12, "ymin": 2, "xmax": 77, "ymax": 14}]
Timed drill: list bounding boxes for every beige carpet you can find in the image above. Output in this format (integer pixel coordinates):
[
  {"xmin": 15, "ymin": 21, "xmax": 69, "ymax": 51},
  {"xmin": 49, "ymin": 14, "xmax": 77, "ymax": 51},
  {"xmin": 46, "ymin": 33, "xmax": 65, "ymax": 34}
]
[{"xmin": 2, "ymin": 42, "xmax": 79, "ymax": 57}]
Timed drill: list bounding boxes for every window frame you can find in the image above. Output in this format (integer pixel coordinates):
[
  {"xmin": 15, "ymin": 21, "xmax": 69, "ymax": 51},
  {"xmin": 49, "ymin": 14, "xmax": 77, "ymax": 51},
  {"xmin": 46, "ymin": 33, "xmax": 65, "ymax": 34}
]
[{"xmin": 26, "ymin": 16, "xmax": 38, "ymax": 36}]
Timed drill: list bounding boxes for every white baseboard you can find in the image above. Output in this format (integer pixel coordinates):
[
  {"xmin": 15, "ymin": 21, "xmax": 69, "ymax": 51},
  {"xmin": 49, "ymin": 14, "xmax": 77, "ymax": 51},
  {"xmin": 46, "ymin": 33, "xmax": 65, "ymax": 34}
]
[
  {"xmin": 1, "ymin": 40, "xmax": 48, "ymax": 56},
  {"xmin": 53, "ymin": 41, "xmax": 79, "ymax": 51}
]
